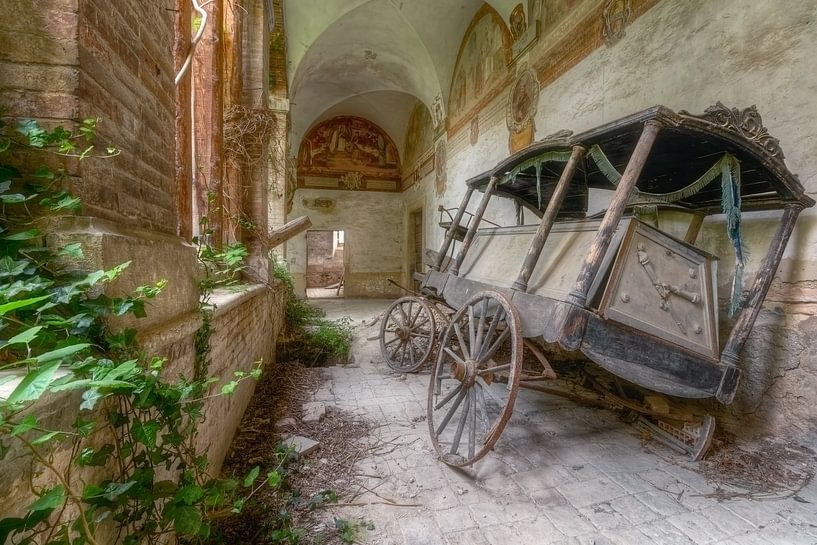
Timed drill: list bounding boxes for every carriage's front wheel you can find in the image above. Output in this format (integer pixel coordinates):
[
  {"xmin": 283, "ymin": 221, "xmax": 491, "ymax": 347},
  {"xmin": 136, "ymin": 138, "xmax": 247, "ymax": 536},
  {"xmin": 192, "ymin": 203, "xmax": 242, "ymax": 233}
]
[
  {"xmin": 380, "ymin": 296, "xmax": 436, "ymax": 373},
  {"xmin": 427, "ymin": 290, "xmax": 522, "ymax": 467}
]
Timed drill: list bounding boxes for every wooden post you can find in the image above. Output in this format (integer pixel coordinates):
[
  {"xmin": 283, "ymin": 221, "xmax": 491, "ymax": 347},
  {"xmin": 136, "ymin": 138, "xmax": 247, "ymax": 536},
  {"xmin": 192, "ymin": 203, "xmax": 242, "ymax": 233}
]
[
  {"xmin": 222, "ymin": 0, "xmax": 243, "ymax": 243},
  {"xmin": 683, "ymin": 213, "xmax": 706, "ymax": 245},
  {"xmin": 720, "ymin": 204, "xmax": 802, "ymax": 366},
  {"xmin": 267, "ymin": 215, "xmax": 312, "ymax": 248},
  {"xmin": 450, "ymin": 177, "xmax": 499, "ymax": 277},
  {"xmin": 174, "ymin": 0, "xmax": 193, "ymax": 240},
  {"xmin": 560, "ymin": 121, "xmax": 662, "ymax": 351},
  {"xmin": 568, "ymin": 120, "xmax": 662, "ymax": 306},
  {"xmin": 434, "ymin": 187, "xmax": 475, "ymax": 271},
  {"xmin": 193, "ymin": 0, "xmax": 224, "ymax": 246},
  {"xmin": 512, "ymin": 145, "xmax": 586, "ymax": 292}
]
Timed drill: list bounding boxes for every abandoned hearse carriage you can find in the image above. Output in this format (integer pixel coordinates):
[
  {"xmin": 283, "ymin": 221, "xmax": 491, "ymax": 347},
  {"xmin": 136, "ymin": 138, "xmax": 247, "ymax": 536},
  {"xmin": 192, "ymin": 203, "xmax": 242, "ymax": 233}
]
[{"xmin": 377, "ymin": 104, "xmax": 814, "ymax": 467}]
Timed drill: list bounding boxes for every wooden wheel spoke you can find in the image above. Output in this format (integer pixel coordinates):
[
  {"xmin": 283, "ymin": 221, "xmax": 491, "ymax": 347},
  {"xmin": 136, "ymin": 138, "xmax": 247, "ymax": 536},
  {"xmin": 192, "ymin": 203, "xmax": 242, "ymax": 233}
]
[
  {"xmin": 443, "ymin": 347, "xmax": 466, "ymax": 366},
  {"xmin": 389, "ymin": 339, "xmax": 405, "ymax": 360},
  {"xmin": 468, "ymin": 386, "xmax": 477, "ymax": 459},
  {"xmin": 413, "ymin": 316, "xmax": 430, "ymax": 329},
  {"xmin": 409, "ymin": 304, "xmax": 422, "ymax": 327},
  {"xmin": 478, "ymin": 327, "xmax": 509, "ymax": 364},
  {"xmin": 473, "ymin": 298, "xmax": 488, "ymax": 359},
  {"xmin": 435, "ymin": 388, "xmax": 467, "ymax": 436},
  {"xmin": 384, "ymin": 336, "xmax": 401, "ymax": 347},
  {"xmin": 434, "ymin": 382, "xmax": 462, "ymax": 410},
  {"xmin": 408, "ymin": 341, "xmax": 416, "ymax": 369},
  {"xmin": 479, "ymin": 363, "xmax": 511, "ymax": 375},
  {"xmin": 467, "ymin": 304, "xmax": 476, "ymax": 352},
  {"xmin": 453, "ymin": 322, "xmax": 470, "ymax": 359},
  {"xmin": 450, "ymin": 388, "xmax": 471, "ymax": 454},
  {"xmin": 475, "ymin": 380, "xmax": 490, "ymax": 436},
  {"xmin": 476, "ymin": 306, "xmax": 504, "ymax": 361}
]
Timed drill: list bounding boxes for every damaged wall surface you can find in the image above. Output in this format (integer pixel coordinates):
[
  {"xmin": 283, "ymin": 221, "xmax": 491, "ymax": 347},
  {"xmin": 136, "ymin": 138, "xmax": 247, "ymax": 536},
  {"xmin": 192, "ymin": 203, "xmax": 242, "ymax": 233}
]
[{"xmin": 289, "ymin": 189, "xmax": 404, "ymax": 298}]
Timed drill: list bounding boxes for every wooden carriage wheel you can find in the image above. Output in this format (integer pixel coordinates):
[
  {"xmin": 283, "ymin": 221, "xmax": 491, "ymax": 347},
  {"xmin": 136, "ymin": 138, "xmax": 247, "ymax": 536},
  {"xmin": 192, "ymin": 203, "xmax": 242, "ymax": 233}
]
[
  {"xmin": 380, "ymin": 296, "xmax": 436, "ymax": 373},
  {"xmin": 427, "ymin": 290, "xmax": 522, "ymax": 467}
]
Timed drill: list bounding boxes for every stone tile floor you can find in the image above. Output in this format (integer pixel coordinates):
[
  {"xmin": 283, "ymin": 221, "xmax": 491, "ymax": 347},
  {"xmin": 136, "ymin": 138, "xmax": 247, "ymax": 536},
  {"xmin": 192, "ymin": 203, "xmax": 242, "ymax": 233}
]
[{"xmin": 312, "ymin": 299, "xmax": 817, "ymax": 545}]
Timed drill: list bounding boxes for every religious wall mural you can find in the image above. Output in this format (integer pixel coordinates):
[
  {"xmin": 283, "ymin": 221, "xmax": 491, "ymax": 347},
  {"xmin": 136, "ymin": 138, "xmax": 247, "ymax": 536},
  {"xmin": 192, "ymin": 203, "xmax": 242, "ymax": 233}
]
[
  {"xmin": 403, "ymin": 102, "xmax": 434, "ymax": 171},
  {"xmin": 447, "ymin": 5, "xmax": 512, "ymax": 134},
  {"xmin": 434, "ymin": 139, "xmax": 447, "ymax": 197},
  {"xmin": 298, "ymin": 116, "xmax": 401, "ymax": 191},
  {"xmin": 507, "ymin": 66, "xmax": 539, "ymax": 152}
]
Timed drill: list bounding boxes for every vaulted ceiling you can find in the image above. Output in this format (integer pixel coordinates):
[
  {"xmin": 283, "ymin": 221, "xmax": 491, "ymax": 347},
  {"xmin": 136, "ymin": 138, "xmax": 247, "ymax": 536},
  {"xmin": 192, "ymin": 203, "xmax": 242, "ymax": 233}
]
[{"xmin": 285, "ymin": 0, "xmax": 523, "ymax": 156}]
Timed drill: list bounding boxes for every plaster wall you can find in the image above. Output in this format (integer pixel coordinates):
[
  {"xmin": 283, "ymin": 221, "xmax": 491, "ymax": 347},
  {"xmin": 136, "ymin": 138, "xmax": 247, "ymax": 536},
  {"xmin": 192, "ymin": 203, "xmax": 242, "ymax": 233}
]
[
  {"xmin": 289, "ymin": 189, "xmax": 403, "ymax": 298},
  {"xmin": 425, "ymin": 0, "xmax": 817, "ymax": 442}
]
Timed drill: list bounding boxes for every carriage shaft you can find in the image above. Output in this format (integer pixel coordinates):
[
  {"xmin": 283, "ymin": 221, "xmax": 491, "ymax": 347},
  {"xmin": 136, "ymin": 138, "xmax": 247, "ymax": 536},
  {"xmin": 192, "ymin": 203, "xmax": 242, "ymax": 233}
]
[
  {"xmin": 569, "ymin": 120, "xmax": 663, "ymax": 306},
  {"xmin": 512, "ymin": 145, "xmax": 587, "ymax": 292},
  {"xmin": 450, "ymin": 176, "xmax": 499, "ymax": 276},
  {"xmin": 434, "ymin": 187, "xmax": 475, "ymax": 271}
]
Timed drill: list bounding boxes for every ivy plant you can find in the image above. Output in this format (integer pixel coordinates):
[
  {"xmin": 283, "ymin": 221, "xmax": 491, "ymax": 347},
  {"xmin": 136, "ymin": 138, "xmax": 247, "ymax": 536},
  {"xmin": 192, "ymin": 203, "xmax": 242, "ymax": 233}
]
[{"xmin": 0, "ymin": 116, "xmax": 270, "ymax": 544}]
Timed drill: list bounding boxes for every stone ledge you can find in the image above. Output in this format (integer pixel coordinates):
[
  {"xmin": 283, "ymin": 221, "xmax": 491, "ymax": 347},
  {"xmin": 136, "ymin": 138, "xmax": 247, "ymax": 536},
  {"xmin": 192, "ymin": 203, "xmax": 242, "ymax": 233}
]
[{"xmin": 210, "ymin": 283, "xmax": 270, "ymax": 315}]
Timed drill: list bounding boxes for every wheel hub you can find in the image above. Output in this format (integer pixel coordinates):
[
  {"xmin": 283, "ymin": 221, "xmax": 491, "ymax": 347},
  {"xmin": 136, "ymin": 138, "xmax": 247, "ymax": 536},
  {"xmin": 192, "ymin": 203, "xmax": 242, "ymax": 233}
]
[
  {"xmin": 452, "ymin": 359, "xmax": 478, "ymax": 388},
  {"xmin": 397, "ymin": 325, "xmax": 412, "ymax": 341}
]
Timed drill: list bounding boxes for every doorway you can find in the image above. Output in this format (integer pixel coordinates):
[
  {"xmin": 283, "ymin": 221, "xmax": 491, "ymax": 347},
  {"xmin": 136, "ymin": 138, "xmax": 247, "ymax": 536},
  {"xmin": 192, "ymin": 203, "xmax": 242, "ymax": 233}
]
[
  {"xmin": 409, "ymin": 209, "xmax": 423, "ymax": 290},
  {"xmin": 306, "ymin": 230, "xmax": 345, "ymax": 298}
]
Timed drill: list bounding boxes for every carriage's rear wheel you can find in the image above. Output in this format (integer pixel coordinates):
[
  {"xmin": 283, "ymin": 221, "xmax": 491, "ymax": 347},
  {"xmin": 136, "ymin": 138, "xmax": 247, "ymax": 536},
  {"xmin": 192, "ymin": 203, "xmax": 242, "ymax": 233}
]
[
  {"xmin": 380, "ymin": 296, "xmax": 436, "ymax": 373},
  {"xmin": 427, "ymin": 290, "xmax": 522, "ymax": 467}
]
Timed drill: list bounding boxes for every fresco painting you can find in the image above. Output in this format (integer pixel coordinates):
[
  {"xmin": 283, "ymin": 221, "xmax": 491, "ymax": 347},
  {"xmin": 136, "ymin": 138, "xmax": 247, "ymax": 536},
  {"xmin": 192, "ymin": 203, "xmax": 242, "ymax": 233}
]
[
  {"xmin": 447, "ymin": 5, "xmax": 512, "ymax": 134},
  {"xmin": 299, "ymin": 116, "xmax": 401, "ymax": 182},
  {"xmin": 403, "ymin": 102, "xmax": 434, "ymax": 170}
]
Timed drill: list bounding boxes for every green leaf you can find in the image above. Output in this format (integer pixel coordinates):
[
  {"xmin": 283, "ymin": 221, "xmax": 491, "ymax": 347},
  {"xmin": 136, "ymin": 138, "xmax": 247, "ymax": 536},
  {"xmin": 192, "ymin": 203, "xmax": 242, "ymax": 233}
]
[
  {"xmin": 220, "ymin": 381, "xmax": 238, "ymax": 395},
  {"xmin": 58, "ymin": 243, "xmax": 84, "ymax": 259},
  {"xmin": 102, "ymin": 481, "xmax": 136, "ymax": 502},
  {"xmin": 35, "ymin": 343, "xmax": 90, "ymax": 364},
  {"xmin": 170, "ymin": 505, "xmax": 202, "ymax": 536},
  {"xmin": 80, "ymin": 388, "xmax": 103, "ymax": 410},
  {"xmin": 3, "ymin": 229, "xmax": 40, "ymax": 241},
  {"xmin": 0, "ymin": 256, "xmax": 30, "ymax": 279},
  {"xmin": 133, "ymin": 420, "xmax": 160, "ymax": 449},
  {"xmin": 11, "ymin": 414, "xmax": 38, "ymax": 436},
  {"xmin": 5, "ymin": 326, "xmax": 43, "ymax": 346},
  {"xmin": 78, "ymin": 444, "xmax": 114, "ymax": 467},
  {"xmin": 73, "ymin": 417, "xmax": 95, "ymax": 436},
  {"xmin": 243, "ymin": 466, "xmax": 260, "ymax": 488},
  {"xmin": 176, "ymin": 485, "xmax": 204, "ymax": 505},
  {"xmin": 7, "ymin": 361, "xmax": 61, "ymax": 403},
  {"xmin": 27, "ymin": 485, "xmax": 66, "ymax": 512},
  {"xmin": 31, "ymin": 431, "xmax": 63, "ymax": 445},
  {"xmin": 0, "ymin": 517, "xmax": 26, "ymax": 543},
  {"xmin": 267, "ymin": 471, "xmax": 282, "ymax": 488},
  {"xmin": 0, "ymin": 295, "xmax": 51, "ymax": 316},
  {"xmin": 0, "ymin": 193, "xmax": 26, "ymax": 203}
]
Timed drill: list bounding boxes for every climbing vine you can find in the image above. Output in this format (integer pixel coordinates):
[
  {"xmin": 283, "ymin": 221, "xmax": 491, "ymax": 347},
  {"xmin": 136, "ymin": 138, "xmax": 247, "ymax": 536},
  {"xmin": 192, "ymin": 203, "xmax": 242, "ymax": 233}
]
[{"xmin": 0, "ymin": 116, "xmax": 278, "ymax": 544}]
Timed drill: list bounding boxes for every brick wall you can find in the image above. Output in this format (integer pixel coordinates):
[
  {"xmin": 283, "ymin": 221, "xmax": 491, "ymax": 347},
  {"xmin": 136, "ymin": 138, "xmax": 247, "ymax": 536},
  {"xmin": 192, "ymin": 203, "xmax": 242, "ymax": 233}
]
[
  {"xmin": 77, "ymin": 0, "xmax": 178, "ymax": 233},
  {"xmin": 201, "ymin": 285, "xmax": 287, "ymax": 472},
  {"xmin": 0, "ymin": 0, "xmax": 178, "ymax": 233},
  {"xmin": 0, "ymin": 0, "xmax": 81, "ymax": 122}
]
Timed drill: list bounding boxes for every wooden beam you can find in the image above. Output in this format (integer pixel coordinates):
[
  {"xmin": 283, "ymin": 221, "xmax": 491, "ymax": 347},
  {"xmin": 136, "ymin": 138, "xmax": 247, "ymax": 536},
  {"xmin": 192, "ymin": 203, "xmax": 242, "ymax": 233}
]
[
  {"xmin": 512, "ymin": 145, "xmax": 586, "ymax": 292},
  {"xmin": 193, "ymin": 0, "xmax": 224, "ymax": 245},
  {"xmin": 561, "ymin": 121, "xmax": 662, "ymax": 351},
  {"xmin": 720, "ymin": 204, "xmax": 802, "ymax": 366},
  {"xmin": 569, "ymin": 120, "xmax": 662, "ymax": 306},
  {"xmin": 267, "ymin": 215, "xmax": 312, "ymax": 248},
  {"xmin": 223, "ymin": 0, "xmax": 243, "ymax": 243},
  {"xmin": 174, "ymin": 0, "xmax": 193, "ymax": 240},
  {"xmin": 434, "ymin": 187, "xmax": 474, "ymax": 271},
  {"xmin": 450, "ymin": 177, "xmax": 498, "ymax": 277}
]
